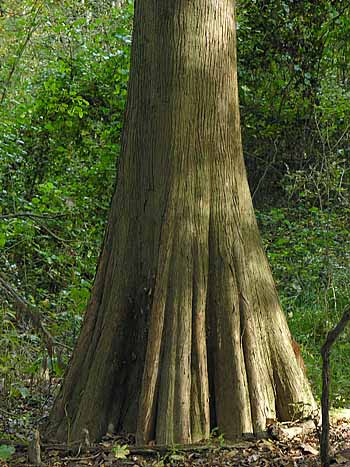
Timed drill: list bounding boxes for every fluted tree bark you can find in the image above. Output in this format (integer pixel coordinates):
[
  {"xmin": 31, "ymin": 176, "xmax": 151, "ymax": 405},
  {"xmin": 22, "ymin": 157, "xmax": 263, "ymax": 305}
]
[{"xmin": 46, "ymin": 0, "xmax": 316, "ymax": 445}]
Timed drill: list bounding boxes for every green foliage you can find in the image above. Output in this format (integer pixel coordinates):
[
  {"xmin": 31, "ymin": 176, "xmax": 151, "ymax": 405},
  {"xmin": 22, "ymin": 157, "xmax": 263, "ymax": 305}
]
[
  {"xmin": 257, "ymin": 206, "xmax": 350, "ymax": 404},
  {"xmin": 258, "ymin": 207, "xmax": 350, "ymax": 303},
  {"xmin": 237, "ymin": 0, "xmax": 350, "ymax": 207},
  {"xmin": 112, "ymin": 444, "xmax": 130, "ymax": 459},
  {"xmin": 210, "ymin": 428, "xmax": 226, "ymax": 447},
  {"xmin": 0, "ymin": 444, "xmax": 15, "ymax": 461},
  {"xmin": 0, "ymin": 0, "xmax": 133, "ymax": 392}
]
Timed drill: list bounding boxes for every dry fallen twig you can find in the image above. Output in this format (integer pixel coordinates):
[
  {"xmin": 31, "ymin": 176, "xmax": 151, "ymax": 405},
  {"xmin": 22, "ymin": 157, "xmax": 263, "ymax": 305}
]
[{"xmin": 320, "ymin": 305, "xmax": 350, "ymax": 467}]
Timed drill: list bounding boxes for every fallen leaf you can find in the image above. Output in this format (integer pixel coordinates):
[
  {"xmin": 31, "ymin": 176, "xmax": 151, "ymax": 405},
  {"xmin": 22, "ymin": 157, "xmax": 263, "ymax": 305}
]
[
  {"xmin": 280, "ymin": 426, "xmax": 302, "ymax": 439},
  {"xmin": 101, "ymin": 442, "xmax": 112, "ymax": 448},
  {"xmin": 247, "ymin": 453, "xmax": 259, "ymax": 462},
  {"xmin": 300, "ymin": 443, "xmax": 318, "ymax": 456},
  {"xmin": 49, "ymin": 450, "xmax": 60, "ymax": 456},
  {"xmin": 258, "ymin": 439, "xmax": 275, "ymax": 451},
  {"xmin": 337, "ymin": 449, "xmax": 350, "ymax": 460},
  {"xmin": 169, "ymin": 453, "xmax": 185, "ymax": 461},
  {"xmin": 226, "ymin": 449, "xmax": 239, "ymax": 457},
  {"xmin": 335, "ymin": 454, "xmax": 350, "ymax": 465},
  {"xmin": 152, "ymin": 460, "xmax": 164, "ymax": 467}
]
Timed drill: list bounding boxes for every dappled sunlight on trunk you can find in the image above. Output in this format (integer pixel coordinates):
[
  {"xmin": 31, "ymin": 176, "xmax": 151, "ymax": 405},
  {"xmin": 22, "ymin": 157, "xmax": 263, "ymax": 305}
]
[{"xmin": 46, "ymin": 0, "xmax": 316, "ymax": 446}]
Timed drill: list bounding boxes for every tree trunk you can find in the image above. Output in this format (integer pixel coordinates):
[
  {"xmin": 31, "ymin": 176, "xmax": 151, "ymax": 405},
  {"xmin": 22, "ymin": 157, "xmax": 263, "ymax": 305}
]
[{"xmin": 46, "ymin": 0, "xmax": 316, "ymax": 445}]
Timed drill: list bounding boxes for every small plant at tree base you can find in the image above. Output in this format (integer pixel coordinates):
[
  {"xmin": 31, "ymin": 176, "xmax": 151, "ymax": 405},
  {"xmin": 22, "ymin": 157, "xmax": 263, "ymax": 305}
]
[
  {"xmin": 112, "ymin": 443, "xmax": 130, "ymax": 459},
  {"xmin": 0, "ymin": 444, "xmax": 15, "ymax": 461},
  {"xmin": 210, "ymin": 428, "xmax": 226, "ymax": 447},
  {"xmin": 168, "ymin": 445, "xmax": 185, "ymax": 462},
  {"xmin": 160, "ymin": 445, "xmax": 185, "ymax": 464}
]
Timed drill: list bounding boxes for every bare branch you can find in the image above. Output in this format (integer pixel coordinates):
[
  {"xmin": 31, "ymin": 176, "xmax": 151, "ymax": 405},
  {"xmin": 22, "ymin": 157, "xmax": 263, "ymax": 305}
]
[
  {"xmin": 37, "ymin": 224, "xmax": 72, "ymax": 244},
  {"xmin": 0, "ymin": 272, "xmax": 54, "ymax": 357},
  {"xmin": 1, "ymin": 212, "xmax": 72, "ymax": 243},
  {"xmin": 0, "ymin": 212, "xmax": 65, "ymax": 220}
]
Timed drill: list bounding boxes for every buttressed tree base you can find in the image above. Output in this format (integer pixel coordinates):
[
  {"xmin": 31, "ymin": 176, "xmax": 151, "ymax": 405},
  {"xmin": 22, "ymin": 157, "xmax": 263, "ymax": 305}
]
[{"xmin": 46, "ymin": 0, "xmax": 316, "ymax": 445}]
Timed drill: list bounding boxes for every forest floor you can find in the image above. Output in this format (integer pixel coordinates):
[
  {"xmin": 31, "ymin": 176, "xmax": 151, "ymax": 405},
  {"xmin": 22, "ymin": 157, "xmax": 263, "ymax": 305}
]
[{"xmin": 1, "ymin": 381, "xmax": 350, "ymax": 467}]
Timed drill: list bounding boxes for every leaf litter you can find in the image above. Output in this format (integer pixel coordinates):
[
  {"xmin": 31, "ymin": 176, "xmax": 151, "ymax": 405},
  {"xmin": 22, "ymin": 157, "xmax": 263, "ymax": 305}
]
[{"xmin": 1, "ymin": 383, "xmax": 350, "ymax": 466}]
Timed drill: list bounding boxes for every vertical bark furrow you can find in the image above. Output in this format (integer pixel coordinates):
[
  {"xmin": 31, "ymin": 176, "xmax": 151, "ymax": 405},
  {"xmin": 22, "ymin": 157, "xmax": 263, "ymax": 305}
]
[
  {"xmin": 172, "ymin": 240, "xmax": 192, "ymax": 444},
  {"xmin": 156, "ymin": 263, "xmax": 179, "ymax": 444},
  {"xmin": 136, "ymin": 206, "xmax": 176, "ymax": 444},
  {"xmin": 190, "ymin": 242, "xmax": 210, "ymax": 442},
  {"xmin": 207, "ymin": 233, "xmax": 252, "ymax": 436}
]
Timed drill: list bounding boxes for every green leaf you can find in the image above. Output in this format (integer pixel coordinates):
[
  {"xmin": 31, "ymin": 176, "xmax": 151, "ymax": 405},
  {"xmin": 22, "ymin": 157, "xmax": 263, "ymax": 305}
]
[
  {"xmin": 112, "ymin": 444, "xmax": 130, "ymax": 459},
  {"xmin": 0, "ymin": 445, "xmax": 15, "ymax": 461},
  {"xmin": 0, "ymin": 232, "xmax": 6, "ymax": 248},
  {"xmin": 170, "ymin": 454, "xmax": 185, "ymax": 461},
  {"xmin": 18, "ymin": 386, "xmax": 29, "ymax": 398}
]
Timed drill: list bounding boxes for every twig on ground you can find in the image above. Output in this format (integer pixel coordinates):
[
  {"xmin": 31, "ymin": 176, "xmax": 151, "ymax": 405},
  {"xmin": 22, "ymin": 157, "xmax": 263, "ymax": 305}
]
[{"xmin": 320, "ymin": 305, "xmax": 350, "ymax": 467}]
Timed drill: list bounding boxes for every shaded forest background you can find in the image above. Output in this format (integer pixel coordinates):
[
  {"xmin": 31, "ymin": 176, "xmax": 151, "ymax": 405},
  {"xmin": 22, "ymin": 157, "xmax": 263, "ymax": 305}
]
[{"xmin": 0, "ymin": 0, "xmax": 349, "ymax": 432}]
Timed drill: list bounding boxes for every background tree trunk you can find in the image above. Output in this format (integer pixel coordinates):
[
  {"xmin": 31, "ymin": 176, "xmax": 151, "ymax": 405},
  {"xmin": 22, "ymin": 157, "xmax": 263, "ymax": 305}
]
[{"xmin": 46, "ymin": 0, "xmax": 316, "ymax": 445}]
